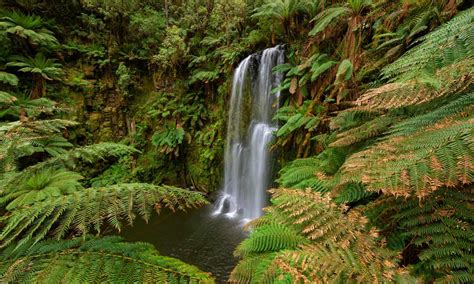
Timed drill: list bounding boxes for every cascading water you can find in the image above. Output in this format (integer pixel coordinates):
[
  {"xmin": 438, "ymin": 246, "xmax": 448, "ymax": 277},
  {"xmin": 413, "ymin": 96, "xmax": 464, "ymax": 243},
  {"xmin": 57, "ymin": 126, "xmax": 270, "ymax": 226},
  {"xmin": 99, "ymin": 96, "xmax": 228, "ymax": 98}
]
[{"xmin": 214, "ymin": 46, "xmax": 284, "ymax": 221}]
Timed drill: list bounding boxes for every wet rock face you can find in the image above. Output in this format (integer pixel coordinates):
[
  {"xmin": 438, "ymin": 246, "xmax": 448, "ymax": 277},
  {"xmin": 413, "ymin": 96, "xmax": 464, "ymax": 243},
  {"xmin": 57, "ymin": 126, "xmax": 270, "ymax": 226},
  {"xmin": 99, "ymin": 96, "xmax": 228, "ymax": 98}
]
[{"xmin": 83, "ymin": 90, "xmax": 128, "ymax": 142}]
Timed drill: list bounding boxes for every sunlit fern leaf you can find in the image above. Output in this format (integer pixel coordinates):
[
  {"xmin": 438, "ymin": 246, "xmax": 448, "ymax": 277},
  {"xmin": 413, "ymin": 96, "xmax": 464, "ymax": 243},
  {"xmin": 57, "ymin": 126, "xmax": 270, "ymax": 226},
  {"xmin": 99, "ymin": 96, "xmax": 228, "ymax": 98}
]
[
  {"xmin": 235, "ymin": 224, "xmax": 307, "ymax": 257},
  {"xmin": 270, "ymin": 190, "xmax": 411, "ymax": 282},
  {"xmin": 341, "ymin": 117, "xmax": 474, "ymax": 198},
  {"xmin": 0, "ymin": 183, "xmax": 207, "ymax": 249},
  {"xmin": 381, "ymin": 7, "xmax": 474, "ymax": 81},
  {"xmin": 270, "ymin": 189, "xmax": 352, "ymax": 243},
  {"xmin": 274, "ymin": 241, "xmax": 412, "ymax": 283},
  {"xmin": 233, "ymin": 189, "xmax": 411, "ymax": 283},
  {"xmin": 0, "ymin": 236, "xmax": 214, "ymax": 283},
  {"xmin": 357, "ymin": 59, "xmax": 473, "ymax": 109}
]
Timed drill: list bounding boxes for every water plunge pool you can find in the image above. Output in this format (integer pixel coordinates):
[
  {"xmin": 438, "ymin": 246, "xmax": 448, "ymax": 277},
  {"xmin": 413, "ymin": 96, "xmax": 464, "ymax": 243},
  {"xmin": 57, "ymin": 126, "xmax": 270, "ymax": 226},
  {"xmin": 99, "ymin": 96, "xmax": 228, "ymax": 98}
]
[{"xmin": 121, "ymin": 205, "xmax": 246, "ymax": 283}]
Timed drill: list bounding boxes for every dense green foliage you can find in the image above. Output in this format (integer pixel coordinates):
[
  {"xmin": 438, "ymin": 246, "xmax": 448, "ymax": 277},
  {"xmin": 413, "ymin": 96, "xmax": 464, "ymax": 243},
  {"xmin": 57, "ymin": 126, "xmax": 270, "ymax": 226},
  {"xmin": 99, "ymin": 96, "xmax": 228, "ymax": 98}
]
[
  {"xmin": 0, "ymin": 0, "xmax": 472, "ymax": 282},
  {"xmin": 234, "ymin": 2, "xmax": 473, "ymax": 283}
]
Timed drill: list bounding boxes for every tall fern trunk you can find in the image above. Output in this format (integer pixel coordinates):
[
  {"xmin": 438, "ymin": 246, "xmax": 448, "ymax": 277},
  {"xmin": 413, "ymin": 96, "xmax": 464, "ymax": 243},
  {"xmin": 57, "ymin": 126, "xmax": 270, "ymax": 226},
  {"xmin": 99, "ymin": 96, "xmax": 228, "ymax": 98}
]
[
  {"xmin": 343, "ymin": 15, "xmax": 362, "ymax": 71},
  {"xmin": 31, "ymin": 75, "xmax": 45, "ymax": 99}
]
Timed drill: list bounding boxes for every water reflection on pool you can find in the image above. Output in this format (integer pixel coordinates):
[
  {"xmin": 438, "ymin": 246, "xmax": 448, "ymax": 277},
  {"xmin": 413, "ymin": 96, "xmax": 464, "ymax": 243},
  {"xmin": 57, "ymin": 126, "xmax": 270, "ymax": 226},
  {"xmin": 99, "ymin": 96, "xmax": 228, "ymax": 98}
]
[{"xmin": 121, "ymin": 205, "xmax": 247, "ymax": 283}]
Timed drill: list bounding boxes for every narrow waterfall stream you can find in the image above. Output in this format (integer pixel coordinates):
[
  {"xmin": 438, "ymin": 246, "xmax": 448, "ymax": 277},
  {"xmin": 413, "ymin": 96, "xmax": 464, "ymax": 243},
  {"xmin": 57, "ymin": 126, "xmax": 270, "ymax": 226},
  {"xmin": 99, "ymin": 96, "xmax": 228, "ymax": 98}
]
[{"xmin": 214, "ymin": 46, "xmax": 284, "ymax": 221}]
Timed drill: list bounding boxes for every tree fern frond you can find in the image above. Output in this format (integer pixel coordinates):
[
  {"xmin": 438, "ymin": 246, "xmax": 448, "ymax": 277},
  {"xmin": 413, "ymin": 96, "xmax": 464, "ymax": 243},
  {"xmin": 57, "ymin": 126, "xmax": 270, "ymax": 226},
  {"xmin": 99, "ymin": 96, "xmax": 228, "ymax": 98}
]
[
  {"xmin": 0, "ymin": 92, "xmax": 17, "ymax": 104},
  {"xmin": 329, "ymin": 108, "xmax": 381, "ymax": 131},
  {"xmin": 341, "ymin": 118, "xmax": 474, "ymax": 198},
  {"xmin": 233, "ymin": 189, "xmax": 409, "ymax": 283},
  {"xmin": 277, "ymin": 157, "xmax": 320, "ymax": 188},
  {"xmin": 0, "ymin": 168, "xmax": 83, "ymax": 210},
  {"xmin": 333, "ymin": 182, "xmax": 375, "ymax": 204},
  {"xmin": 0, "ymin": 236, "xmax": 214, "ymax": 283},
  {"xmin": 309, "ymin": 7, "xmax": 350, "ymax": 36},
  {"xmin": 1, "ymin": 143, "xmax": 139, "ymax": 189},
  {"xmin": 388, "ymin": 93, "xmax": 474, "ymax": 137},
  {"xmin": 357, "ymin": 59, "xmax": 473, "ymax": 109},
  {"xmin": 330, "ymin": 115, "xmax": 395, "ymax": 147},
  {"xmin": 229, "ymin": 253, "xmax": 280, "ymax": 284},
  {"xmin": 369, "ymin": 188, "xmax": 473, "ymax": 282},
  {"xmin": 381, "ymin": 7, "xmax": 474, "ymax": 80},
  {"xmin": 0, "ymin": 183, "xmax": 207, "ymax": 248},
  {"xmin": 235, "ymin": 223, "xmax": 307, "ymax": 257}
]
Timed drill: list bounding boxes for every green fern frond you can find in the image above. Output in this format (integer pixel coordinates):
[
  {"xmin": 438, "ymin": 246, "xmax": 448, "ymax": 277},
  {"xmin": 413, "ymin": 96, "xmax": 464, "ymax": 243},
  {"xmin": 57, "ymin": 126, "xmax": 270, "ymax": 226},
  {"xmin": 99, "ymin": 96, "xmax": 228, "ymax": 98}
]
[
  {"xmin": 0, "ymin": 236, "xmax": 214, "ymax": 283},
  {"xmin": 0, "ymin": 91, "xmax": 17, "ymax": 104},
  {"xmin": 235, "ymin": 223, "xmax": 307, "ymax": 257},
  {"xmin": 0, "ymin": 183, "xmax": 207, "ymax": 248},
  {"xmin": 0, "ymin": 72, "xmax": 19, "ymax": 86},
  {"xmin": 333, "ymin": 182, "xmax": 375, "ymax": 204},
  {"xmin": 388, "ymin": 93, "xmax": 474, "ymax": 137},
  {"xmin": 229, "ymin": 253, "xmax": 281, "ymax": 284},
  {"xmin": 381, "ymin": 7, "xmax": 474, "ymax": 80},
  {"xmin": 233, "ymin": 189, "xmax": 409, "ymax": 283},
  {"xmin": 309, "ymin": 6, "xmax": 350, "ymax": 36},
  {"xmin": 341, "ymin": 118, "xmax": 474, "ymax": 198},
  {"xmin": 330, "ymin": 115, "xmax": 395, "ymax": 147},
  {"xmin": 0, "ymin": 168, "xmax": 83, "ymax": 210},
  {"xmin": 277, "ymin": 157, "xmax": 320, "ymax": 188},
  {"xmin": 369, "ymin": 188, "xmax": 473, "ymax": 282},
  {"xmin": 357, "ymin": 59, "xmax": 473, "ymax": 109},
  {"xmin": 1, "ymin": 143, "xmax": 139, "ymax": 189}
]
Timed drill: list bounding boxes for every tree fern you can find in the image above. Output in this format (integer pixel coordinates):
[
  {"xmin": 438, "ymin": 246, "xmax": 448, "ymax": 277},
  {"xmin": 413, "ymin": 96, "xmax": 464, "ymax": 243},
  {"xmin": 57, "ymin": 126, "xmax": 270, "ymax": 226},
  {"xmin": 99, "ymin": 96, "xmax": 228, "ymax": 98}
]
[
  {"xmin": 381, "ymin": 7, "xmax": 474, "ymax": 80},
  {"xmin": 357, "ymin": 59, "xmax": 473, "ymax": 109},
  {"xmin": 277, "ymin": 157, "xmax": 321, "ymax": 188},
  {"xmin": 0, "ymin": 168, "xmax": 83, "ymax": 210},
  {"xmin": 235, "ymin": 223, "xmax": 307, "ymax": 257},
  {"xmin": 330, "ymin": 115, "xmax": 395, "ymax": 147},
  {"xmin": 308, "ymin": 6, "xmax": 350, "ymax": 36},
  {"xmin": 0, "ymin": 10, "xmax": 59, "ymax": 47},
  {"xmin": 368, "ymin": 188, "xmax": 473, "ymax": 283},
  {"xmin": 1, "ymin": 143, "xmax": 139, "ymax": 189},
  {"xmin": 0, "ymin": 236, "xmax": 214, "ymax": 283},
  {"xmin": 333, "ymin": 182, "xmax": 375, "ymax": 204},
  {"xmin": 0, "ymin": 183, "xmax": 207, "ymax": 248},
  {"xmin": 229, "ymin": 253, "xmax": 281, "ymax": 284},
  {"xmin": 387, "ymin": 93, "xmax": 474, "ymax": 137},
  {"xmin": 341, "ymin": 117, "xmax": 473, "ymax": 198},
  {"xmin": 232, "ymin": 188, "xmax": 410, "ymax": 283}
]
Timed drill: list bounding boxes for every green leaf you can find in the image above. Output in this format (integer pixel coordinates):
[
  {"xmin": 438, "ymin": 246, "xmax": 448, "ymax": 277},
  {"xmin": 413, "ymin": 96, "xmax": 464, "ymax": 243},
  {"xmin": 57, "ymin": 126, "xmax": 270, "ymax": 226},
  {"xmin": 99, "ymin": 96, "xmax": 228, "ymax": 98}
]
[{"xmin": 0, "ymin": 71, "xmax": 19, "ymax": 86}]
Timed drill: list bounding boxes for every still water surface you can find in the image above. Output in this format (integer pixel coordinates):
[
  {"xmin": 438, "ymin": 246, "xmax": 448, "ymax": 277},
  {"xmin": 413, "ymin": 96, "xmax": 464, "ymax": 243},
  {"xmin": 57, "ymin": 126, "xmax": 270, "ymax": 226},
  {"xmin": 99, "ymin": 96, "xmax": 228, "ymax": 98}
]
[{"xmin": 121, "ymin": 205, "xmax": 247, "ymax": 283}]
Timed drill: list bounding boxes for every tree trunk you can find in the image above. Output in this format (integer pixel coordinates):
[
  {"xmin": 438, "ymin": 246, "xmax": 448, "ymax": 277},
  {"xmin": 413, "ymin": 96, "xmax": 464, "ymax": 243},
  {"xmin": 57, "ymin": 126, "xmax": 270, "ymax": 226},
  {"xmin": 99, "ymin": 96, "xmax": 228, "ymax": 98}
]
[{"xmin": 31, "ymin": 75, "xmax": 45, "ymax": 99}]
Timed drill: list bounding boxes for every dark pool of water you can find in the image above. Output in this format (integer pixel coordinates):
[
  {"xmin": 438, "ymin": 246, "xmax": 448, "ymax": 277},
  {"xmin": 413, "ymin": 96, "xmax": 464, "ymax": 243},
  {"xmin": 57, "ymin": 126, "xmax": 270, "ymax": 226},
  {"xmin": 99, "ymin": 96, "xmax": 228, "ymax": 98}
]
[{"xmin": 121, "ymin": 205, "xmax": 247, "ymax": 283}]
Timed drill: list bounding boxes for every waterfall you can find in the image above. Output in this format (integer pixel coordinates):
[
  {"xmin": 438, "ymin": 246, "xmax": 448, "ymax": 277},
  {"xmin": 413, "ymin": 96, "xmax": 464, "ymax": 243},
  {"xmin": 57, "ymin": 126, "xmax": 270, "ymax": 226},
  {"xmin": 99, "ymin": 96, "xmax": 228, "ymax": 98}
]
[{"xmin": 214, "ymin": 46, "xmax": 284, "ymax": 221}]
